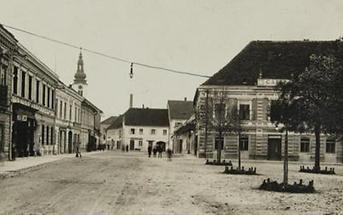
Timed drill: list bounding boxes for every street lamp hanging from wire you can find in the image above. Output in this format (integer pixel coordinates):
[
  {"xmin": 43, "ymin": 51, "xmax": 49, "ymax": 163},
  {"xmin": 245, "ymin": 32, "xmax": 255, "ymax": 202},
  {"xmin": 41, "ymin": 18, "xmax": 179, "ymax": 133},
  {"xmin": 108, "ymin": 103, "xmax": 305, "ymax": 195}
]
[{"xmin": 130, "ymin": 62, "xmax": 134, "ymax": 79}]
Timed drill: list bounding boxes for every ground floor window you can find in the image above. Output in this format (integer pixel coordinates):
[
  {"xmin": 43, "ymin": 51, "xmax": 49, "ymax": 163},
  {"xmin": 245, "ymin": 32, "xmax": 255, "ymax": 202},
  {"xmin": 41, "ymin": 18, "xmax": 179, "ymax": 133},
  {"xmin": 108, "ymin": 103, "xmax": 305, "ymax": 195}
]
[
  {"xmin": 239, "ymin": 135, "xmax": 249, "ymax": 151},
  {"xmin": 0, "ymin": 124, "xmax": 4, "ymax": 152},
  {"xmin": 139, "ymin": 140, "xmax": 143, "ymax": 147},
  {"xmin": 300, "ymin": 137, "xmax": 310, "ymax": 152},
  {"xmin": 326, "ymin": 137, "xmax": 336, "ymax": 153}
]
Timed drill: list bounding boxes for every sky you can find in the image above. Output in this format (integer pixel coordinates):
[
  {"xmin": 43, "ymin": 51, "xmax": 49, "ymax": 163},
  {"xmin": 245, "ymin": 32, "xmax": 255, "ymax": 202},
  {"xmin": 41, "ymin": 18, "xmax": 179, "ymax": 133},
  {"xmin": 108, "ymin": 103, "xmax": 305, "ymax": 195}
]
[{"xmin": 1, "ymin": 0, "xmax": 343, "ymax": 119}]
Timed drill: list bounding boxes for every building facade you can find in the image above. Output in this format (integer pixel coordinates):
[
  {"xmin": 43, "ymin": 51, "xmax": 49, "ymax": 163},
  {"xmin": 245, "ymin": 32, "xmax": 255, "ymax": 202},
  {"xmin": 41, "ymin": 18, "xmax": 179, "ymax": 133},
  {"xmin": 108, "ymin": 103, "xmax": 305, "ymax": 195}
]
[
  {"xmin": 11, "ymin": 44, "xmax": 59, "ymax": 157},
  {"xmin": 55, "ymin": 81, "xmax": 83, "ymax": 154},
  {"xmin": 107, "ymin": 108, "xmax": 169, "ymax": 152},
  {"xmin": 194, "ymin": 40, "xmax": 343, "ymax": 163},
  {"xmin": 0, "ymin": 25, "xmax": 17, "ymax": 160},
  {"xmin": 167, "ymin": 99, "xmax": 194, "ymax": 153},
  {"xmin": 81, "ymin": 99, "xmax": 102, "ymax": 151}
]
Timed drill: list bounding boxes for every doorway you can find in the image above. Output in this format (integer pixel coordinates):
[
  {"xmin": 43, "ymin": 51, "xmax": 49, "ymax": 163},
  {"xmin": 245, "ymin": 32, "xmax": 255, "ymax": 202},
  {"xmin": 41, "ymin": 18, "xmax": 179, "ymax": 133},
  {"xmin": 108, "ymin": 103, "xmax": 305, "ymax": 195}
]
[{"xmin": 268, "ymin": 136, "xmax": 281, "ymax": 160}]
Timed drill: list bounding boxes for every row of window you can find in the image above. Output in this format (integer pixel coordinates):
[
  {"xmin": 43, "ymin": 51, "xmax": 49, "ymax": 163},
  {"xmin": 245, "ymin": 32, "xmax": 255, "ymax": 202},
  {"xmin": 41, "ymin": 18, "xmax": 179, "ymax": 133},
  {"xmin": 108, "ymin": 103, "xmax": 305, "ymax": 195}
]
[
  {"xmin": 13, "ymin": 66, "xmax": 55, "ymax": 109},
  {"xmin": 213, "ymin": 104, "xmax": 251, "ymax": 121},
  {"xmin": 41, "ymin": 124, "xmax": 54, "ymax": 145},
  {"xmin": 130, "ymin": 128, "xmax": 168, "ymax": 135},
  {"xmin": 300, "ymin": 137, "xmax": 336, "ymax": 153},
  {"xmin": 214, "ymin": 135, "xmax": 249, "ymax": 151},
  {"xmin": 56, "ymin": 98, "xmax": 81, "ymax": 123},
  {"xmin": 213, "ymin": 136, "xmax": 336, "ymax": 153}
]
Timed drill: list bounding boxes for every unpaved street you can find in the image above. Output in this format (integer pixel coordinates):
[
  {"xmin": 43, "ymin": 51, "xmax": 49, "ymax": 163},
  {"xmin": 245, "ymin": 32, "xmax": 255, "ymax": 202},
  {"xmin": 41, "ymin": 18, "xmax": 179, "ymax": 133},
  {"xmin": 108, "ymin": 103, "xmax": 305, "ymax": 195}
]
[{"xmin": 0, "ymin": 151, "xmax": 342, "ymax": 215}]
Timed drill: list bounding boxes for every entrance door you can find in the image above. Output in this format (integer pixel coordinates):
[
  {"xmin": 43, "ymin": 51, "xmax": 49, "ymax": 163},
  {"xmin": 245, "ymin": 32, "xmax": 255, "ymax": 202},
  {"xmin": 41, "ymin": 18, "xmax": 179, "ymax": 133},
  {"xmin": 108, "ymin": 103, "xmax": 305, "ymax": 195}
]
[
  {"xmin": 268, "ymin": 136, "xmax": 281, "ymax": 160},
  {"xmin": 130, "ymin": 140, "xmax": 135, "ymax": 150}
]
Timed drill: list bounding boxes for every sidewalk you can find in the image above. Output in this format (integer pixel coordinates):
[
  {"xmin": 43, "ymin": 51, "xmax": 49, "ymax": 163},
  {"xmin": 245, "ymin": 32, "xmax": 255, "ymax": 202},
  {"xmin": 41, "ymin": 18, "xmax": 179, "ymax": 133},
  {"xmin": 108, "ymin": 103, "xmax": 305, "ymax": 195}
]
[{"xmin": 0, "ymin": 151, "xmax": 104, "ymax": 178}]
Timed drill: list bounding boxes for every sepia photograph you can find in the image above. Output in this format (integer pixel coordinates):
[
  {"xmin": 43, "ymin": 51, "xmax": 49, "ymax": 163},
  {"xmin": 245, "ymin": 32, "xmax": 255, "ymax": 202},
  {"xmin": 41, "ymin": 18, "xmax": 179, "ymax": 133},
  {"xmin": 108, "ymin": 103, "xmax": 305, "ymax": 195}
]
[{"xmin": 0, "ymin": 0, "xmax": 342, "ymax": 214}]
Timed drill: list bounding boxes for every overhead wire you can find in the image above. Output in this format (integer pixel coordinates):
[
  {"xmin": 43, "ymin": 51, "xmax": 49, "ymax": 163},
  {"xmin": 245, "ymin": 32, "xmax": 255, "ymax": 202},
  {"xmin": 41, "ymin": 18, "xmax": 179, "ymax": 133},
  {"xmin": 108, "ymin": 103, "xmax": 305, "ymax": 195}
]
[{"xmin": 1, "ymin": 23, "xmax": 211, "ymax": 78}]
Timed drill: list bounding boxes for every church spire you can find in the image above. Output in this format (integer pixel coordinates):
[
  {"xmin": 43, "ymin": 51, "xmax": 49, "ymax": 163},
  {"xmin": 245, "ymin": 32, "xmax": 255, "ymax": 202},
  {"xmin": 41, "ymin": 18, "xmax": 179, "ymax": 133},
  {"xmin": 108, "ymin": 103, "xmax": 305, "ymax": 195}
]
[{"xmin": 74, "ymin": 48, "xmax": 87, "ymax": 85}]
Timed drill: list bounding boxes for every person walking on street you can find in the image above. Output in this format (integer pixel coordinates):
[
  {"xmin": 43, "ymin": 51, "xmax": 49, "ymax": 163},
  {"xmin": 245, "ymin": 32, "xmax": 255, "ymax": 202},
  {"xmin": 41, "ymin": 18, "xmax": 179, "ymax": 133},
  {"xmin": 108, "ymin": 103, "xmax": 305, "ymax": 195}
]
[
  {"xmin": 75, "ymin": 141, "xmax": 82, "ymax": 158},
  {"xmin": 148, "ymin": 145, "xmax": 152, "ymax": 158},
  {"xmin": 167, "ymin": 148, "xmax": 172, "ymax": 161},
  {"xmin": 153, "ymin": 146, "xmax": 157, "ymax": 157},
  {"xmin": 158, "ymin": 145, "xmax": 163, "ymax": 158},
  {"xmin": 126, "ymin": 145, "xmax": 129, "ymax": 152}
]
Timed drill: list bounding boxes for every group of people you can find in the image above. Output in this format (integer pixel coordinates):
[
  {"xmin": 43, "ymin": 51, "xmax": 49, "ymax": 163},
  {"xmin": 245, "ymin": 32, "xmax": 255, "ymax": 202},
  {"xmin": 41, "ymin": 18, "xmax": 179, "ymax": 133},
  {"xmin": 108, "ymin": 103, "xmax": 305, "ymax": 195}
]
[{"xmin": 147, "ymin": 145, "xmax": 172, "ymax": 161}]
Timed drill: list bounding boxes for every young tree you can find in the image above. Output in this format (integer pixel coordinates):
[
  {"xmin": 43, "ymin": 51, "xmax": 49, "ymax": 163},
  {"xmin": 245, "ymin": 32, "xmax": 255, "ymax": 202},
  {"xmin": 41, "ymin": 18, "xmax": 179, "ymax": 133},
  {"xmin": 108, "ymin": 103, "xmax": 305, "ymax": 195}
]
[
  {"xmin": 209, "ymin": 92, "xmax": 241, "ymax": 164},
  {"xmin": 276, "ymin": 54, "xmax": 342, "ymax": 171}
]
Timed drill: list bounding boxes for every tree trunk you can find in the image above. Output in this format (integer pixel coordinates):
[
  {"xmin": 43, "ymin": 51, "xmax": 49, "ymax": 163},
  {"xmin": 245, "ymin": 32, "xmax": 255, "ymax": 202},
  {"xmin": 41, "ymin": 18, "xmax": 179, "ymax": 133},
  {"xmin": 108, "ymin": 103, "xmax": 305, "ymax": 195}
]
[
  {"xmin": 217, "ymin": 132, "xmax": 222, "ymax": 164},
  {"xmin": 283, "ymin": 129, "xmax": 288, "ymax": 185},
  {"xmin": 238, "ymin": 133, "xmax": 241, "ymax": 170},
  {"xmin": 314, "ymin": 127, "xmax": 321, "ymax": 171}
]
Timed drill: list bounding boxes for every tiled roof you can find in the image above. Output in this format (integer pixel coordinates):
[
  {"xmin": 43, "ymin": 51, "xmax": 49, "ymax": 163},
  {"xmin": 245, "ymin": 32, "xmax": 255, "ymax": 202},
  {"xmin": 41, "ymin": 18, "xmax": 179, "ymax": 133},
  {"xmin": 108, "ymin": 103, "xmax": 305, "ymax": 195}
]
[
  {"xmin": 168, "ymin": 100, "xmax": 194, "ymax": 120},
  {"xmin": 101, "ymin": 116, "xmax": 118, "ymax": 125},
  {"xmin": 124, "ymin": 108, "xmax": 169, "ymax": 127},
  {"xmin": 106, "ymin": 115, "xmax": 123, "ymax": 130},
  {"xmin": 202, "ymin": 40, "xmax": 343, "ymax": 86}
]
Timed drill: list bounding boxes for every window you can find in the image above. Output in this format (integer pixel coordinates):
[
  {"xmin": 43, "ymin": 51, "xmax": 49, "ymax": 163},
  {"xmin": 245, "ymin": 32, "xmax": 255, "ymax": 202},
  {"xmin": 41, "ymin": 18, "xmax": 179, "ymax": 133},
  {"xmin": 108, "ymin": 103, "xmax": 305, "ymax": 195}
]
[
  {"xmin": 46, "ymin": 126, "xmax": 49, "ymax": 145},
  {"xmin": 239, "ymin": 135, "xmax": 249, "ymax": 151},
  {"xmin": 51, "ymin": 90, "xmax": 54, "ymax": 109},
  {"xmin": 215, "ymin": 103, "xmax": 225, "ymax": 119},
  {"xmin": 163, "ymin": 129, "xmax": 167, "ymax": 135},
  {"xmin": 36, "ymin": 80, "xmax": 40, "ymax": 103},
  {"xmin": 64, "ymin": 102, "xmax": 67, "ymax": 119},
  {"xmin": 42, "ymin": 84, "xmax": 46, "ymax": 106},
  {"xmin": 175, "ymin": 122, "xmax": 182, "ymax": 128},
  {"xmin": 151, "ymin": 129, "xmax": 156, "ymax": 135},
  {"xmin": 0, "ymin": 66, "xmax": 6, "ymax": 86},
  {"xmin": 59, "ymin": 100, "xmax": 63, "ymax": 118},
  {"xmin": 47, "ymin": 87, "xmax": 51, "ymax": 107},
  {"xmin": 139, "ymin": 140, "xmax": 143, "ymax": 147},
  {"xmin": 41, "ymin": 125, "xmax": 45, "ymax": 145},
  {"xmin": 21, "ymin": 71, "xmax": 26, "ymax": 98},
  {"xmin": 326, "ymin": 138, "xmax": 336, "ymax": 153},
  {"xmin": 239, "ymin": 104, "xmax": 250, "ymax": 120},
  {"xmin": 13, "ymin": 67, "xmax": 18, "ymax": 94},
  {"xmin": 139, "ymin": 129, "xmax": 143, "ymax": 135},
  {"xmin": 51, "ymin": 127, "xmax": 54, "ymax": 145},
  {"xmin": 75, "ymin": 107, "xmax": 77, "ymax": 122},
  {"xmin": 214, "ymin": 136, "xmax": 224, "ymax": 150},
  {"xmin": 28, "ymin": 76, "xmax": 32, "ymax": 100},
  {"xmin": 69, "ymin": 104, "xmax": 72, "ymax": 121},
  {"xmin": 130, "ymin": 128, "xmax": 135, "ymax": 135},
  {"xmin": 300, "ymin": 137, "xmax": 310, "ymax": 152}
]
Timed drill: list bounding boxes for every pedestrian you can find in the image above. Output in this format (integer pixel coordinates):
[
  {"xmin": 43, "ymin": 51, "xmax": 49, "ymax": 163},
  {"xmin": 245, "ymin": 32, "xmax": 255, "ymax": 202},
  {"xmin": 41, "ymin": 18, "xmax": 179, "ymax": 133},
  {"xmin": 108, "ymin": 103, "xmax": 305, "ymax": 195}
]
[
  {"xmin": 126, "ymin": 145, "xmax": 129, "ymax": 152},
  {"xmin": 148, "ymin": 145, "xmax": 152, "ymax": 158},
  {"xmin": 158, "ymin": 145, "xmax": 163, "ymax": 158},
  {"xmin": 75, "ymin": 141, "xmax": 82, "ymax": 158},
  {"xmin": 167, "ymin": 148, "xmax": 172, "ymax": 161},
  {"xmin": 153, "ymin": 146, "xmax": 157, "ymax": 157}
]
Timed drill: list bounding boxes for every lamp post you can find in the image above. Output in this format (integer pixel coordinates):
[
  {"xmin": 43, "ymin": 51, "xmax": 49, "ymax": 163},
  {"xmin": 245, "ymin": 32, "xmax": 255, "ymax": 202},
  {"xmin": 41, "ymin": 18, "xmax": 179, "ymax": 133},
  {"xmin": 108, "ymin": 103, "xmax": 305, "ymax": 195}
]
[{"xmin": 276, "ymin": 124, "xmax": 288, "ymax": 185}]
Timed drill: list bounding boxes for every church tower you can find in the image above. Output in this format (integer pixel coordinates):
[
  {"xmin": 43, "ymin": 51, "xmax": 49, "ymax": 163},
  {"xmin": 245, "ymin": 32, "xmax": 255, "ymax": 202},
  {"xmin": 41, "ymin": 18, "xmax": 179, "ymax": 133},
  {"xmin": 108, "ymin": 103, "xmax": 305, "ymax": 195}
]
[{"xmin": 72, "ymin": 50, "xmax": 87, "ymax": 97}]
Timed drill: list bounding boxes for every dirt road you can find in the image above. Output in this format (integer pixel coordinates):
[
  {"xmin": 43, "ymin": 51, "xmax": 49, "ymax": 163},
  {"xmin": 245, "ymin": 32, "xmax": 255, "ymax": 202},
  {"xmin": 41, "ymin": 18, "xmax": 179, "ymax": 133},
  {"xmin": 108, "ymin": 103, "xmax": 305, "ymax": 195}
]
[{"xmin": 0, "ymin": 151, "xmax": 342, "ymax": 215}]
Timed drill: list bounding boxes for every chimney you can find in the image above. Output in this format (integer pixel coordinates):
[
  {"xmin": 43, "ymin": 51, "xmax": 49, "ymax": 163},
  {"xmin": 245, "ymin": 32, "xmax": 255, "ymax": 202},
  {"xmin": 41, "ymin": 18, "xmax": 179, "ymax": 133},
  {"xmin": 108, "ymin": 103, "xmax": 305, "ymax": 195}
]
[
  {"xmin": 184, "ymin": 97, "xmax": 187, "ymax": 101},
  {"xmin": 129, "ymin": 94, "xmax": 133, "ymax": 108}
]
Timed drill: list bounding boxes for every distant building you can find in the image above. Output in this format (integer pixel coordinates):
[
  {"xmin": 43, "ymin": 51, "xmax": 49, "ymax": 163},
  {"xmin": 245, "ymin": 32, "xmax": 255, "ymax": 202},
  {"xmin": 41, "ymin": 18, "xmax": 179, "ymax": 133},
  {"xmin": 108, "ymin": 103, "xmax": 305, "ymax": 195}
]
[
  {"xmin": 100, "ymin": 116, "xmax": 118, "ymax": 148},
  {"xmin": 167, "ymin": 99, "xmax": 194, "ymax": 153},
  {"xmin": 106, "ymin": 108, "xmax": 169, "ymax": 151},
  {"xmin": 194, "ymin": 40, "xmax": 343, "ymax": 163},
  {"xmin": 106, "ymin": 115, "xmax": 123, "ymax": 150},
  {"xmin": 173, "ymin": 114, "xmax": 196, "ymax": 155}
]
